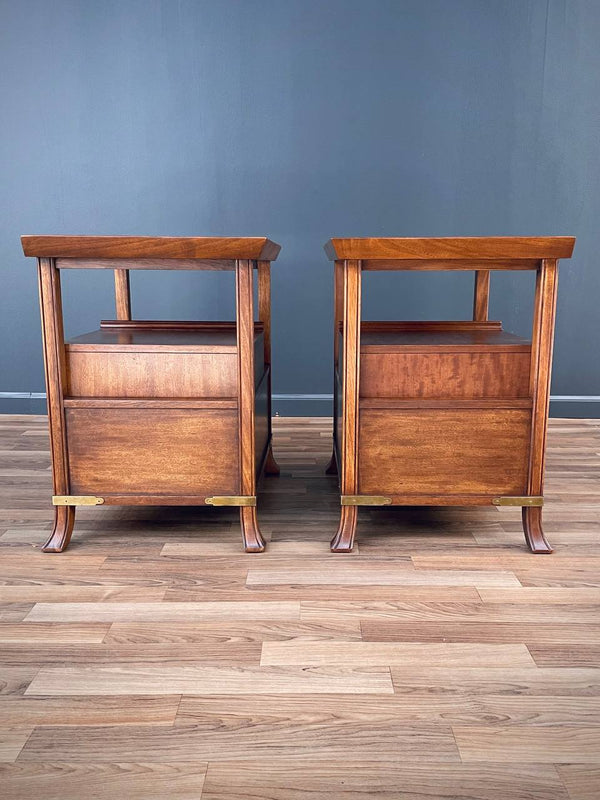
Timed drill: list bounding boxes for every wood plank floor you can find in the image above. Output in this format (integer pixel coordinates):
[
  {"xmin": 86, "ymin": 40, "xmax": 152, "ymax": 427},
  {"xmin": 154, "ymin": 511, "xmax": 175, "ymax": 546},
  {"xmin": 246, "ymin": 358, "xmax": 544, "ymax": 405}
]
[{"xmin": 0, "ymin": 415, "xmax": 599, "ymax": 799}]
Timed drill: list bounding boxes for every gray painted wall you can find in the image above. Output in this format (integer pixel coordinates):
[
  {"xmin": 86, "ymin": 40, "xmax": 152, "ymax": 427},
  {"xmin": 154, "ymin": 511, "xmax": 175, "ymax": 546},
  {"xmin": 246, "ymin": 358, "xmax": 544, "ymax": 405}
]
[{"xmin": 1, "ymin": 0, "xmax": 598, "ymax": 416}]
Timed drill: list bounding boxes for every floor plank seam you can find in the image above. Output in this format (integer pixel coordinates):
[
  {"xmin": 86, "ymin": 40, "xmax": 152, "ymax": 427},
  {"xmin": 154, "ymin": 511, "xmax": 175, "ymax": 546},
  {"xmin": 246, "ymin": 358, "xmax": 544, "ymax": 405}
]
[{"xmin": 1, "ymin": 417, "xmax": 599, "ymax": 789}]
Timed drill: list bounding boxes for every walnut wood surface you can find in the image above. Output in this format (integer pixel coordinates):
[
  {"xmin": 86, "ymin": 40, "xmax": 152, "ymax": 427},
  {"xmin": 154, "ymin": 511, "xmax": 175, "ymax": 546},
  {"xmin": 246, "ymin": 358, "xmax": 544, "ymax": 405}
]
[
  {"xmin": 0, "ymin": 415, "xmax": 599, "ymax": 798},
  {"xmin": 99, "ymin": 320, "xmax": 265, "ymax": 331},
  {"xmin": 22, "ymin": 235, "xmax": 281, "ymax": 261},
  {"xmin": 37, "ymin": 259, "xmax": 73, "ymax": 552},
  {"xmin": 113, "ymin": 269, "xmax": 131, "ymax": 320},
  {"xmin": 58, "ymin": 257, "xmax": 238, "ymax": 270},
  {"xmin": 359, "ymin": 409, "xmax": 531, "ymax": 496},
  {"xmin": 473, "ymin": 270, "xmax": 491, "ymax": 321},
  {"xmin": 254, "ymin": 369, "xmax": 270, "ymax": 478},
  {"xmin": 66, "ymin": 351, "xmax": 238, "ymax": 398},
  {"xmin": 328, "ymin": 238, "xmax": 574, "ymax": 553},
  {"xmin": 257, "ymin": 261, "xmax": 280, "ymax": 477},
  {"xmin": 360, "ymin": 398, "xmax": 533, "ymax": 410},
  {"xmin": 324, "ymin": 236, "xmax": 575, "ymax": 260},
  {"xmin": 67, "ymin": 325, "xmax": 262, "ymax": 349},
  {"xmin": 360, "ymin": 351, "xmax": 531, "ymax": 399},
  {"xmin": 358, "ymin": 320, "xmax": 503, "ymax": 332},
  {"xmin": 359, "ymin": 327, "xmax": 530, "ymax": 350},
  {"xmin": 24, "ymin": 239, "xmax": 279, "ymax": 552},
  {"xmin": 236, "ymin": 260, "xmax": 265, "ymax": 552},
  {"xmin": 526, "ymin": 259, "xmax": 560, "ymax": 553},
  {"xmin": 62, "ymin": 398, "xmax": 238, "ymax": 410},
  {"xmin": 66, "ymin": 408, "xmax": 239, "ymax": 495},
  {"xmin": 361, "ymin": 258, "xmax": 541, "ymax": 271},
  {"xmin": 330, "ymin": 260, "xmax": 361, "ymax": 553},
  {"xmin": 326, "ymin": 260, "xmax": 344, "ymax": 477}
]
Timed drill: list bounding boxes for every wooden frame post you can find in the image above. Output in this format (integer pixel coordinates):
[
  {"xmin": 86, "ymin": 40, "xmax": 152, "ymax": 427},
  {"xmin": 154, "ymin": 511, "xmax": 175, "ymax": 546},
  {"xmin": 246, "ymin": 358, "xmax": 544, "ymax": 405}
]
[
  {"xmin": 330, "ymin": 259, "xmax": 361, "ymax": 552},
  {"xmin": 114, "ymin": 269, "xmax": 132, "ymax": 320},
  {"xmin": 37, "ymin": 258, "xmax": 75, "ymax": 551},
  {"xmin": 326, "ymin": 259, "xmax": 344, "ymax": 475},
  {"xmin": 258, "ymin": 260, "xmax": 279, "ymax": 475},
  {"xmin": 473, "ymin": 270, "xmax": 490, "ymax": 321},
  {"xmin": 236, "ymin": 259, "xmax": 265, "ymax": 552},
  {"xmin": 524, "ymin": 258, "xmax": 559, "ymax": 553}
]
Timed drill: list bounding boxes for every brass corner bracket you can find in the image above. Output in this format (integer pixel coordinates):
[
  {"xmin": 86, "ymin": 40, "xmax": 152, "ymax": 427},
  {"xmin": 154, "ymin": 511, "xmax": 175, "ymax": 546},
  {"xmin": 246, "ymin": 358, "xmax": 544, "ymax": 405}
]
[
  {"xmin": 52, "ymin": 495, "xmax": 105, "ymax": 506},
  {"xmin": 205, "ymin": 496, "xmax": 257, "ymax": 507},
  {"xmin": 492, "ymin": 496, "xmax": 544, "ymax": 507},
  {"xmin": 341, "ymin": 495, "xmax": 392, "ymax": 506}
]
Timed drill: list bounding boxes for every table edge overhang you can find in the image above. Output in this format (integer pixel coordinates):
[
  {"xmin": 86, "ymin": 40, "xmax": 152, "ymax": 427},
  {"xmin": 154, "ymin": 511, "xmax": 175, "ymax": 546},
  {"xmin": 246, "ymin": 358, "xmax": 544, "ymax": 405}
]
[
  {"xmin": 21, "ymin": 235, "xmax": 281, "ymax": 261},
  {"xmin": 323, "ymin": 236, "xmax": 575, "ymax": 261}
]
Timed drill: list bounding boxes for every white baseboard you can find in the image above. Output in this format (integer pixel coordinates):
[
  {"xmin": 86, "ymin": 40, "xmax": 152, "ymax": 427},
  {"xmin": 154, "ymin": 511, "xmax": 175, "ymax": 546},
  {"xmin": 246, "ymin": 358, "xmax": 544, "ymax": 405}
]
[
  {"xmin": 549, "ymin": 396, "xmax": 600, "ymax": 402},
  {"xmin": 0, "ymin": 392, "xmax": 47, "ymax": 399}
]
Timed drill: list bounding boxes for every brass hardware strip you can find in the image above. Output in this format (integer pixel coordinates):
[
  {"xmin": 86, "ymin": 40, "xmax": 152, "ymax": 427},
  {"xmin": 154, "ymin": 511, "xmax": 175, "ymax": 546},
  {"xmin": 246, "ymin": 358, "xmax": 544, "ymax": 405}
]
[
  {"xmin": 205, "ymin": 496, "xmax": 257, "ymax": 507},
  {"xmin": 52, "ymin": 495, "xmax": 105, "ymax": 506},
  {"xmin": 492, "ymin": 496, "xmax": 544, "ymax": 507},
  {"xmin": 341, "ymin": 495, "xmax": 392, "ymax": 506}
]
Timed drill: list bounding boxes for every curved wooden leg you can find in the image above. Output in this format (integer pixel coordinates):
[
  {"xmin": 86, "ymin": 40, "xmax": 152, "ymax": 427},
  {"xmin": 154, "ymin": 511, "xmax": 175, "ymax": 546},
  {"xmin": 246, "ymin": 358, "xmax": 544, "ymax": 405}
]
[
  {"xmin": 325, "ymin": 451, "xmax": 338, "ymax": 475},
  {"xmin": 522, "ymin": 506, "xmax": 553, "ymax": 554},
  {"xmin": 330, "ymin": 505, "xmax": 358, "ymax": 552},
  {"xmin": 264, "ymin": 444, "xmax": 280, "ymax": 476},
  {"xmin": 240, "ymin": 506, "xmax": 266, "ymax": 553},
  {"xmin": 42, "ymin": 505, "xmax": 75, "ymax": 553}
]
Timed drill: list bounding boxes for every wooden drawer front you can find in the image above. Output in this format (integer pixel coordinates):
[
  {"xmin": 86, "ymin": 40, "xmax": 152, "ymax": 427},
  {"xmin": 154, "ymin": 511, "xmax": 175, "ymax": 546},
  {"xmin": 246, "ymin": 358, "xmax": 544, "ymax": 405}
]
[
  {"xmin": 360, "ymin": 351, "xmax": 530, "ymax": 399},
  {"xmin": 66, "ymin": 409, "xmax": 238, "ymax": 495},
  {"xmin": 66, "ymin": 351, "xmax": 237, "ymax": 398},
  {"xmin": 358, "ymin": 409, "xmax": 530, "ymax": 496}
]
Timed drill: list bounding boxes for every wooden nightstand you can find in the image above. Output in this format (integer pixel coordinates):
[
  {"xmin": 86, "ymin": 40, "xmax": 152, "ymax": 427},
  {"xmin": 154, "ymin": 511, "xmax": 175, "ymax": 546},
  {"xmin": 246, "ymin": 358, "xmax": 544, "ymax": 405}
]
[
  {"xmin": 22, "ymin": 235, "xmax": 280, "ymax": 553},
  {"xmin": 325, "ymin": 236, "xmax": 575, "ymax": 553}
]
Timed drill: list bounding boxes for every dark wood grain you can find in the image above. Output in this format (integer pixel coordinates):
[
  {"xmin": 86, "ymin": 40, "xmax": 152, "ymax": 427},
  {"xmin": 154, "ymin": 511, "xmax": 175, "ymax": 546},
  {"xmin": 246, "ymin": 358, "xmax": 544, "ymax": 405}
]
[
  {"xmin": 113, "ymin": 269, "xmax": 131, "ymax": 320},
  {"xmin": 360, "ymin": 350, "xmax": 531, "ymax": 399},
  {"xmin": 66, "ymin": 408, "xmax": 239, "ymax": 495},
  {"xmin": 326, "ymin": 260, "xmax": 344, "ymax": 476},
  {"xmin": 22, "ymin": 235, "xmax": 281, "ymax": 261},
  {"xmin": 327, "ymin": 237, "xmax": 574, "ymax": 552},
  {"xmin": 37, "ymin": 259, "xmax": 74, "ymax": 552},
  {"xmin": 330, "ymin": 259, "xmax": 361, "ymax": 553},
  {"xmin": 23, "ymin": 237, "xmax": 279, "ymax": 551},
  {"xmin": 525, "ymin": 259, "xmax": 559, "ymax": 553},
  {"xmin": 57, "ymin": 258, "xmax": 237, "ymax": 270},
  {"xmin": 359, "ymin": 326, "xmax": 530, "ymax": 350},
  {"xmin": 362, "ymin": 258, "xmax": 542, "ymax": 270},
  {"xmin": 258, "ymin": 261, "xmax": 279, "ymax": 477},
  {"xmin": 358, "ymin": 409, "xmax": 531, "ymax": 496},
  {"xmin": 236, "ymin": 260, "xmax": 265, "ymax": 552},
  {"xmin": 473, "ymin": 270, "xmax": 491, "ymax": 321},
  {"xmin": 66, "ymin": 350, "xmax": 238, "ymax": 399},
  {"xmin": 324, "ymin": 236, "xmax": 575, "ymax": 261}
]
